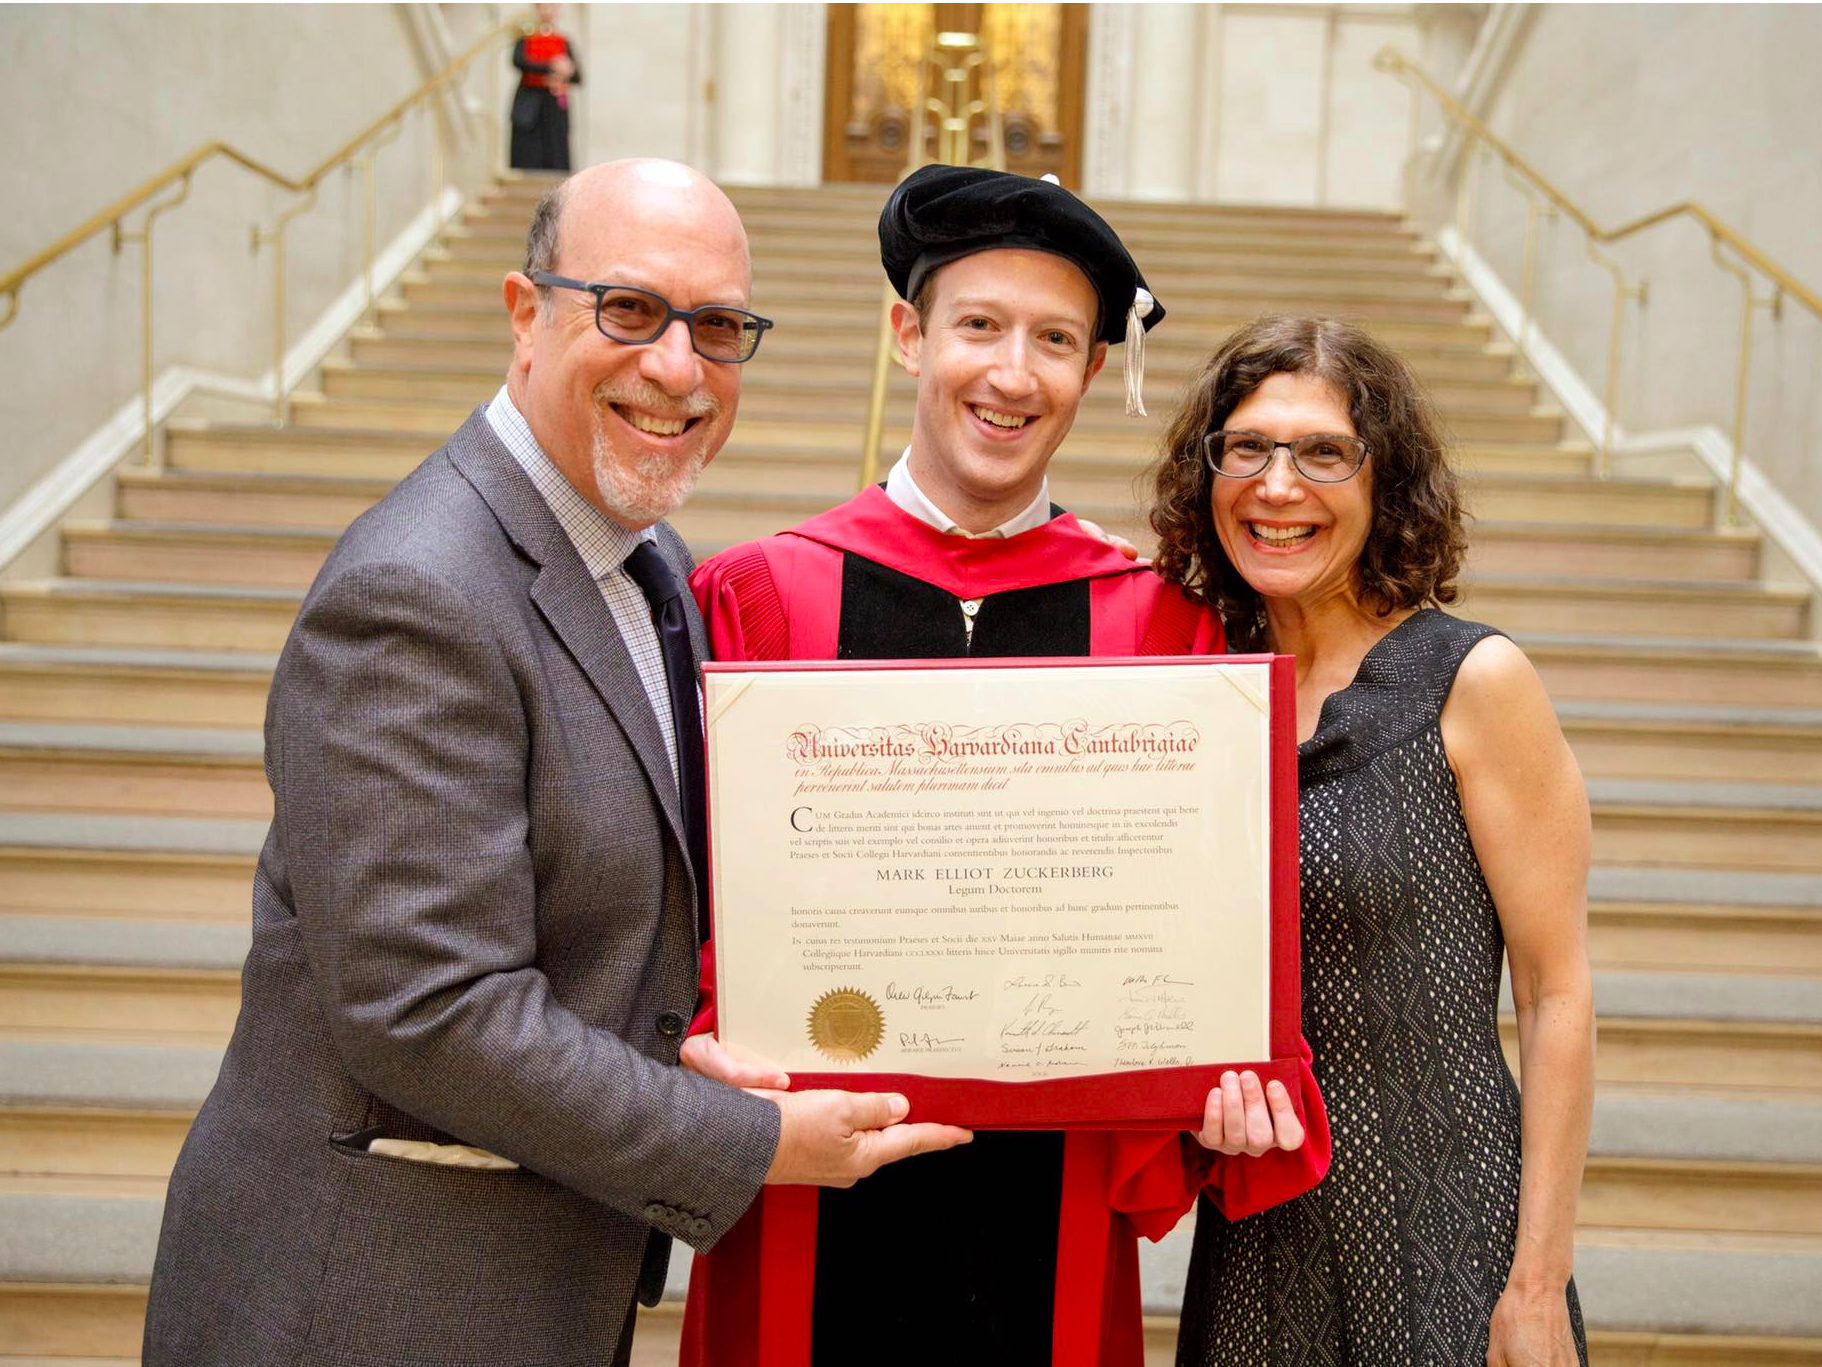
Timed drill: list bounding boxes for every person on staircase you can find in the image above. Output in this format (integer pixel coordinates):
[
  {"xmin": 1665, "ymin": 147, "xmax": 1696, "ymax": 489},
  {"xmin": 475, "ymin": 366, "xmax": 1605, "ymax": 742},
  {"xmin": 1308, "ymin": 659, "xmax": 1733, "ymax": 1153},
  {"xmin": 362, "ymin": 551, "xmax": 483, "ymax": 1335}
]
[
  {"xmin": 679, "ymin": 165, "xmax": 1333, "ymax": 1367},
  {"xmin": 1149, "ymin": 315, "xmax": 1595, "ymax": 1367},
  {"xmin": 510, "ymin": 3, "xmax": 581, "ymax": 171},
  {"xmin": 141, "ymin": 159, "xmax": 969, "ymax": 1367}
]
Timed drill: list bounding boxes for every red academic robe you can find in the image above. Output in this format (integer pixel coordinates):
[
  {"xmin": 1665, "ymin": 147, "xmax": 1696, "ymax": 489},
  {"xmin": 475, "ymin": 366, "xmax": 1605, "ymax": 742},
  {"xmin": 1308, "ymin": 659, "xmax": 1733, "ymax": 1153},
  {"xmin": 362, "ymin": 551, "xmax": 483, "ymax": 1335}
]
[{"xmin": 681, "ymin": 487, "xmax": 1331, "ymax": 1367}]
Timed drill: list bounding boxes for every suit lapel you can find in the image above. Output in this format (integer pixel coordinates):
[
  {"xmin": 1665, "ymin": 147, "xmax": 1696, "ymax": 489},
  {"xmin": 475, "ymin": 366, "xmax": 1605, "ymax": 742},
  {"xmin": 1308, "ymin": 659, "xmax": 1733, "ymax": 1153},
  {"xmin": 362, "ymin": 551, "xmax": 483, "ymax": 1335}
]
[{"xmin": 444, "ymin": 411, "xmax": 694, "ymax": 877}]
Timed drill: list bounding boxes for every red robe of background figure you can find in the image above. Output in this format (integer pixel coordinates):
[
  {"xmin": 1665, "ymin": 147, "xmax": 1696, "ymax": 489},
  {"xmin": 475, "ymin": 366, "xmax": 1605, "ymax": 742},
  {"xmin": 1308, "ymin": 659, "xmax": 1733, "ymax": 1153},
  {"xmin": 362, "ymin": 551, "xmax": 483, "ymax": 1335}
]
[{"xmin": 680, "ymin": 486, "xmax": 1332, "ymax": 1367}]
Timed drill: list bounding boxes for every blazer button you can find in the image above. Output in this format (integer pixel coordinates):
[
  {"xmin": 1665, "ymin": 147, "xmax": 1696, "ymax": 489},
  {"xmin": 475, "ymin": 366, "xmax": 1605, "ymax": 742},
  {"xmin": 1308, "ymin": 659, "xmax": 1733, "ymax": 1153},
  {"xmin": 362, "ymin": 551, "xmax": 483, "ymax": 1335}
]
[
  {"xmin": 689, "ymin": 1217, "xmax": 712, "ymax": 1240},
  {"xmin": 644, "ymin": 1201, "xmax": 671, "ymax": 1223},
  {"xmin": 656, "ymin": 1010, "xmax": 687, "ymax": 1039}
]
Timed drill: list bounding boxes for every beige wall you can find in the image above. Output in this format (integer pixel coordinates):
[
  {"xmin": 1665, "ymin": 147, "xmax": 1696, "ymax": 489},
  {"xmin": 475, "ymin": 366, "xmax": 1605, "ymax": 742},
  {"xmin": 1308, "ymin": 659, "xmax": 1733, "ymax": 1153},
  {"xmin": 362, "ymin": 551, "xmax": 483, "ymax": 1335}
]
[
  {"xmin": 575, "ymin": 3, "xmax": 824, "ymax": 186},
  {"xmin": 1455, "ymin": 3, "xmax": 1822, "ymax": 525},
  {"xmin": 1084, "ymin": 3, "xmax": 1427, "ymax": 208},
  {"xmin": 0, "ymin": 3, "xmax": 502, "ymax": 513}
]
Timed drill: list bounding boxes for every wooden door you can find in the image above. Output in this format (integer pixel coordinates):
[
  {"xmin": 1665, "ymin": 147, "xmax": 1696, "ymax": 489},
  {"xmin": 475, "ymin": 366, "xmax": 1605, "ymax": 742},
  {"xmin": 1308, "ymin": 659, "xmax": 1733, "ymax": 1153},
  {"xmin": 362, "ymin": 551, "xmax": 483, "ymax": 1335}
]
[{"xmin": 823, "ymin": 3, "xmax": 1087, "ymax": 186}]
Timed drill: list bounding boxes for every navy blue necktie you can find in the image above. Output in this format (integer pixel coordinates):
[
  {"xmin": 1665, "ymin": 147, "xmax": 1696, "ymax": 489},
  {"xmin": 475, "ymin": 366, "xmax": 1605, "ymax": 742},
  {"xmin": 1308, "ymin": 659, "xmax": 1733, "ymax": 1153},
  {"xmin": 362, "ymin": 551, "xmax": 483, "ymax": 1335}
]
[{"xmin": 623, "ymin": 541, "xmax": 709, "ymax": 941}]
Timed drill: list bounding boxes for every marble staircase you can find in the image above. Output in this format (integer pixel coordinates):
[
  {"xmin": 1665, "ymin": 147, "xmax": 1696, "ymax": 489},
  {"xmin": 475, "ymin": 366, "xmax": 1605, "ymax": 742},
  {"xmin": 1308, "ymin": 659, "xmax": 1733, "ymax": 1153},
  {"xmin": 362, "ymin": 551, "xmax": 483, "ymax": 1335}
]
[{"xmin": 2, "ymin": 176, "xmax": 1819, "ymax": 1364}]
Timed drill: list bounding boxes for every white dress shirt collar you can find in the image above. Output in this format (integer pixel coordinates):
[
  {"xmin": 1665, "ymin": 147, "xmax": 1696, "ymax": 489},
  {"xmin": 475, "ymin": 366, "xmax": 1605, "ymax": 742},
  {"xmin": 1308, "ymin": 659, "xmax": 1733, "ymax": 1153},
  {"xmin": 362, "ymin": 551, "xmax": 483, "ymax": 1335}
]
[{"xmin": 883, "ymin": 449, "xmax": 1053, "ymax": 540}]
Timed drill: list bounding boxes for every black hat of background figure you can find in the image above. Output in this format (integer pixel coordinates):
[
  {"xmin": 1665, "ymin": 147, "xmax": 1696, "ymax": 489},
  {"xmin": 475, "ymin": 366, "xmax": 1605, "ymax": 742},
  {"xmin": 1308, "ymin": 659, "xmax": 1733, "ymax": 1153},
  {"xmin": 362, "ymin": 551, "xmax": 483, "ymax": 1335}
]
[{"xmin": 878, "ymin": 164, "xmax": 1166, "ymax": 348}]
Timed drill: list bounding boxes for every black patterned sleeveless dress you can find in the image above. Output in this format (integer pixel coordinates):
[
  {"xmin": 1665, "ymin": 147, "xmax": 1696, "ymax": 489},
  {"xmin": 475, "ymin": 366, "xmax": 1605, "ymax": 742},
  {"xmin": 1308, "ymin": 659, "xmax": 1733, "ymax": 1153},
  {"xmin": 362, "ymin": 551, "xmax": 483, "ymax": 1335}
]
[{"xmin": 1176, "ymin": 610, "xmax": 1587, "ymax": 1366}]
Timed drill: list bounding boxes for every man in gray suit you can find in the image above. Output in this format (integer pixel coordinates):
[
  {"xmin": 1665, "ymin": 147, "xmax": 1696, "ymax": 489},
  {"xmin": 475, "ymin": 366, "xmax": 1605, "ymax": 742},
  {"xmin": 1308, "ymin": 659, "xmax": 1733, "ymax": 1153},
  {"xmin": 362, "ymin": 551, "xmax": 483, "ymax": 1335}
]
[{"xmin": 144, "ymin": 159, "xmax": 968, "ymax": 1367}]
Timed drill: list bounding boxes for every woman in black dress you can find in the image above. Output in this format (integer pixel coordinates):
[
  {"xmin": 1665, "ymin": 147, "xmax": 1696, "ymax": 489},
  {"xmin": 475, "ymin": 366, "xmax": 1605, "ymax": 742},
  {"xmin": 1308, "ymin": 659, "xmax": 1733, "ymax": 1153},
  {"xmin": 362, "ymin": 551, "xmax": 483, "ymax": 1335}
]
[
  {"xmin": 1150, "ymin": 316, "xmax": 1594, "ymax": 1366},
  {"xmin": 510, "ymin": 4, "xmax": 581, "ymax": 172}
]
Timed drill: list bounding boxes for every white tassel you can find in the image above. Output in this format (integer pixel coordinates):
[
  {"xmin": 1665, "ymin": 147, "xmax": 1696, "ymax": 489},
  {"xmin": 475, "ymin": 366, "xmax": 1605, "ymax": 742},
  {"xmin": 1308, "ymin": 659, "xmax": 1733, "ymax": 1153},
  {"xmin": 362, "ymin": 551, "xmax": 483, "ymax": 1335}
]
[{"xmin": 1123, "ymin": 287, "xmax": 1154, "ymax": 417}]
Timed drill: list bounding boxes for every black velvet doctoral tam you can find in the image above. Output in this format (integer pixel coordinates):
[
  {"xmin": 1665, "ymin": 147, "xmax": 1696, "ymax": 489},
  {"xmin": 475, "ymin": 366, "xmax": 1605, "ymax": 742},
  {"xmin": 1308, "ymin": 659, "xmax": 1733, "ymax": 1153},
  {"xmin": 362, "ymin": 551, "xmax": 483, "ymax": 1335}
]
[{"xmin": 878, "ymin": 164, "xmax": 1166, "ymax": 346}]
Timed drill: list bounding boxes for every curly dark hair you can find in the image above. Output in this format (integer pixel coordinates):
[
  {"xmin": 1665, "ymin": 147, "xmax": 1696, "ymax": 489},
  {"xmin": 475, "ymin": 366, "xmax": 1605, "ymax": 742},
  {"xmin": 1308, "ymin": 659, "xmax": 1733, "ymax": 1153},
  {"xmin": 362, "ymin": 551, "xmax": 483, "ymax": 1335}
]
[{"xmin": 1148, "ymin": 315, "xmax": 1468, "ymax": 651}]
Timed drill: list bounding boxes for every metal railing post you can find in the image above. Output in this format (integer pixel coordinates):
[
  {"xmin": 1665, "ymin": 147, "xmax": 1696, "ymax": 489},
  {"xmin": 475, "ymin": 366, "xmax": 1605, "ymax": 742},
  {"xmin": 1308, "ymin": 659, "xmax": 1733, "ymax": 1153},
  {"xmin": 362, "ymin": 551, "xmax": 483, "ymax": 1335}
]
[
  {"xmin": 253, "ymin": 185, "xmax": 320, "ymax": 424},
  {"xmin": 111, "ymin": 173, "xmax": 193, "ymax": 468},
  {"xmin": 1710, "ymin": 237, "xmax": 1777, "ymax": 528}
]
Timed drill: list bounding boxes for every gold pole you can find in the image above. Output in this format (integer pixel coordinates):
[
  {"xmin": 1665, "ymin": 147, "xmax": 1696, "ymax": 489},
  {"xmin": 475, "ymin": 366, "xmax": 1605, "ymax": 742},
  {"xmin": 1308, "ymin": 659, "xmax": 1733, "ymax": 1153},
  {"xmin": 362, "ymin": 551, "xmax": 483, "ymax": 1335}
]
[
  {"xmin": 1499, "ymin": 164, "xmax": 1547, "ymax": 382},
  {"xmin": 357, "ymin": 117, "xmax": 409, "ymax": 329},
  {"xmin": 254, "ymin": 185, "xmax": 320, "ymax": 424},
  {"xmin": 430, "ymin": 97, "xmax": 447, "ymax": 229},
  {"xmin": 1582, "ymin": 240, "xmax": 1643, "ymax": 480},
  {"xmin": 859, "ymin": 282, "xmax": 898, "ymax": 489},
  {"xmin": 1452, "ymin": 135, "xmax": 1478, "ymax": 271},
  {"xmin": 112, "ymin": 174, "xmax": 193, "ymax": 468},
  {"xmin": 1710, "ymin": 237, "xmax": 1774, "ymax": 528}
]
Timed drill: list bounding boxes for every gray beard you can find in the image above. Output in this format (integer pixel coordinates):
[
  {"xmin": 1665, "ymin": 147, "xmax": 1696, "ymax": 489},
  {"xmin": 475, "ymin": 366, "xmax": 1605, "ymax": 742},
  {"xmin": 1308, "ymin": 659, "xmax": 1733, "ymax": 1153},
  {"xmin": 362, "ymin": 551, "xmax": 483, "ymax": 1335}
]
[{"xmin": 589, "ymin": 424, "xmax": 710, "ymax": 526}]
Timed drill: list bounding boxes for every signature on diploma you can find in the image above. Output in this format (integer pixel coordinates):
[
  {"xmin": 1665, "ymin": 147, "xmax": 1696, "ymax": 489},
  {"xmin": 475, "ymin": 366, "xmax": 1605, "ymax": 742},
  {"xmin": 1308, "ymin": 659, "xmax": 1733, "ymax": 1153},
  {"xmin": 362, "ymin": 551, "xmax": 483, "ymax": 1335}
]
[
  {"xmin": 899, "ymin": 1031, "xmax": 964, "ymax": 1051},
  {"xmin": 1002, "ymin": 972, "xmax": 1083, "ymax": 991},
  {"xmin": 1120, "ymin": 973, "xmax": 1196, "ymax": 988},
  {"xmin": 885, "ymin": 981, "xmax": 981, "ymax": 1006},
  {"xmin": 999, "ymin": 1017, "xmax": 1091, "ymax": 1040}
]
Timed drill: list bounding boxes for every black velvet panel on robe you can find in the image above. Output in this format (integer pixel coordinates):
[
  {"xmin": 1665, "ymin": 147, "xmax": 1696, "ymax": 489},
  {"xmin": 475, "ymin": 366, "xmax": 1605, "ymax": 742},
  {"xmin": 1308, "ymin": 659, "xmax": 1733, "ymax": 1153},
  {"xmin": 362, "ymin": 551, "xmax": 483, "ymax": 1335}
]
[
  {"xmin": 812, "ymin": 547, "xmax": 1089, "ymax": 1365},
  {"xmin": 835, "ymin": 551, "xmax": 1091, "ymax": 660}
]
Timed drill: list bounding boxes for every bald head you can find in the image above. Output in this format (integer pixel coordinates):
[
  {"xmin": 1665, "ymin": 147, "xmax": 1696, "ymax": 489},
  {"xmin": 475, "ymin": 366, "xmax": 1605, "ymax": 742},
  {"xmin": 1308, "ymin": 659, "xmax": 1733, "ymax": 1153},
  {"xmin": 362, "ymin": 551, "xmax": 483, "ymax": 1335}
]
[{"xmin": 524, "ymin": 159, "xmax": 750, "ymax": 293}]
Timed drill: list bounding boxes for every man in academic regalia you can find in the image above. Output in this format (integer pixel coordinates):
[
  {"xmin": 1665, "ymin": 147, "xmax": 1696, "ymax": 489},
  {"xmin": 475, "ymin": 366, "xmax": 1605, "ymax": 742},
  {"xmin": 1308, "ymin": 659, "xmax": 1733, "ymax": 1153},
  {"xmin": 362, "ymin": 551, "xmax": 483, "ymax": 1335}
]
[
  {"xmin": 510, "ymin": 3, "xmax": 581, "ymax": 171},
  {"xmin": 681, "ymin": 166, "xmax": 1333, "ymax": 1367}
]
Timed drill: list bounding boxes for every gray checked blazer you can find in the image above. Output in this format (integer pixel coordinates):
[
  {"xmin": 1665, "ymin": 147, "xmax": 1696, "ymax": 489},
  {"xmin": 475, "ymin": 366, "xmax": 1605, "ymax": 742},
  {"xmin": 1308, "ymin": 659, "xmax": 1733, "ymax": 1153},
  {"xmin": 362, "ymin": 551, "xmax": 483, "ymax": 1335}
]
[{"xmin": 143, "ymin": 410, "xmax": 779, "ymax": 1367}]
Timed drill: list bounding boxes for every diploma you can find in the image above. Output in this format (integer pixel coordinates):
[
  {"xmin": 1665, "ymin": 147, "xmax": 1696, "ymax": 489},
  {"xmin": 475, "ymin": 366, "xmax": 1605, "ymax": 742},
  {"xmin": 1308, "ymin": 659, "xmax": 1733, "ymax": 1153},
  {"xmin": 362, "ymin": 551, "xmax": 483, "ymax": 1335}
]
[{"xmin": 703, "ymin": 655, "xmax": 1301, "ymax": 1127}]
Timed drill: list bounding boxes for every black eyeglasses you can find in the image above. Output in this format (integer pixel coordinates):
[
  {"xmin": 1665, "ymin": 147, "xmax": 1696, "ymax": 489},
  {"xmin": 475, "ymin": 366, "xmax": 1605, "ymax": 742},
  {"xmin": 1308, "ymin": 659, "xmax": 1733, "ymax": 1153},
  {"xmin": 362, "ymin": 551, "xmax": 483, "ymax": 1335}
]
[
  {"xmin": 1203, "ymin": 430, "xmax": 1369, "ymax": 483},
  {"xmin": 530, "ymin": 274, "xmax": 775, "ymax": 364}
]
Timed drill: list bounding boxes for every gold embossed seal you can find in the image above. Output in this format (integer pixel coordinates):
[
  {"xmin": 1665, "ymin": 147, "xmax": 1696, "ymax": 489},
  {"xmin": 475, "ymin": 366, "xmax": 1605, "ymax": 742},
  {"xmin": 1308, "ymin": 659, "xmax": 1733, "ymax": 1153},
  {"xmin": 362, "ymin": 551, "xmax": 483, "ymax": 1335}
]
[{"xmin": 806, "ymin": 987, "xmax": 884, "ymax": 1063}]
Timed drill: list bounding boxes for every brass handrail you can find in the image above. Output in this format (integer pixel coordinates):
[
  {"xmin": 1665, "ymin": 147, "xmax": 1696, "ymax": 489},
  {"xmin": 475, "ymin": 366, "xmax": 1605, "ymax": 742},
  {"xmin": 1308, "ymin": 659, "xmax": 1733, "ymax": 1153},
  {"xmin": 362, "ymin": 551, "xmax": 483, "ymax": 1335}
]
[
  {"xmin": 1377, "ymin": 47, "xmax": 1820, "ymax": 520},
  {"xmin": 858, "ymin": 32, "xmax": 1009, "ymax": 489},
  {"xmin": 0, "ymin": 18, "xmax": 522, "ymax": 459}
]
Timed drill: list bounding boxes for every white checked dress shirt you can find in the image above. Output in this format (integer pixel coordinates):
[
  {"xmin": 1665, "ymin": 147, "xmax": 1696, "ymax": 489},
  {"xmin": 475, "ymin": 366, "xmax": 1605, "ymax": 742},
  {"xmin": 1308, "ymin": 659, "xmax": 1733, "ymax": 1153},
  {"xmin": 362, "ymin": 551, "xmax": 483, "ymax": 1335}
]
[
  {"xmin": 485, "ymin": 387, "xmax": 680, "ymax": 790},
  {"xmin": 883, "ymin": 449, "xmax": 1053, "ymax": 642}
]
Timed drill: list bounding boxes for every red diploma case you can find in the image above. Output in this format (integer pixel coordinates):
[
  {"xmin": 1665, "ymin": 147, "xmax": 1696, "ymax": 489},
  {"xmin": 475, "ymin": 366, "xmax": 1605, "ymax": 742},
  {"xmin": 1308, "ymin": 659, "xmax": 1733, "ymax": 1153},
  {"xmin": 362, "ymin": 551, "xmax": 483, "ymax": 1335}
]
[{"xmin": 702, "ymin": 654, "xmax": 1302, "ymax": 1130}]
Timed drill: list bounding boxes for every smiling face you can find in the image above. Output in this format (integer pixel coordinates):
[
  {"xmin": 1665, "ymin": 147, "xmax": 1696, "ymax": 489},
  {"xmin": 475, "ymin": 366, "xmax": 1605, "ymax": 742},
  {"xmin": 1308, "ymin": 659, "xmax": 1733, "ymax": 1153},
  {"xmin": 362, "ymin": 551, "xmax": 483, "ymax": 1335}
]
[
  {"xmin": 1212, "ymin": 371, "xmax": 1374, "ymax": 612},
  {"xmin": 505, "ymin": 161, "xmax": 746, "ymax": 530},
  {"xmin": 894, "ymin": 248, "xmax": 1107, "ymax": 533}
]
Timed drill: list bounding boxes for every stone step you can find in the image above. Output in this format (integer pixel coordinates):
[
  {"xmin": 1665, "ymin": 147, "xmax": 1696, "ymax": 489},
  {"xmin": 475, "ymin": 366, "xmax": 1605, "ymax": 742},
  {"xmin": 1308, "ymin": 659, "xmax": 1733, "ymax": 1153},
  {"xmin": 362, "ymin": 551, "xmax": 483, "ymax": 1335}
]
[
  {"xmin": 53, "ymin": 519, "xmax": 1798, "ymax": 646},
  {"xmin": 1522, "ymin": 634, "xmax": 1822, "ymax": 709},
  {"xmin": 102, "ymin": 461, "xmax": 1719, "ymax": 545},
  {"xmin": 275, "ymin": 391, "xmax": 1561, "ymax": 462},
  {"xmin": 8, "ymin": 704, "xmax": 1817, "ymax": 838},
  {"xmin": 7, "ymin": 913, "xmax": 1814, "ymax": 1076},
  {"xmin": 1590, "ymin": 901, "xmax": 1822, "ymax": 977},
  {"xmin": 6, "ymin": 1197, "xmax": 1820, "ymax": 1345},
  {"xmin": 1503, "ymin": 1016, "xmax": 1822, "ymax": 1092},
  {"xmin": 44, "ymin": 515, "xmax": 1804, "ymax": 639},
  {"xmin": 0, "ymin": 963, "xmax": 240, "ymax": 1039},
  {"xmin": 0, "ymin": 579, "xmax": 301, "ymax": 652},
  {"xmin": 0, "ymin": 812, "xmax": 257, "ymax": 920},
  {"xmin": 725, "ymin": 207, "xmax": 1421, "ymax": 246},
  {"xmin": 283, "ymin": 388, "xmax": 1565, "ymax": 447},
  {"xmin": 11, "ymin": 540, "xmax": 1768, "ymax": 661},
  {"xmin": 60, "ymin": 520, "xmax": 336, "ymax": 588},
  {"xmin": 0, "ymin": 724, "xmax": 267, "ymax": 821},
  {"xmin": 400, "ymin": 271, "xmax": 1480, "ymax": 322},
  {"xmin": 161, "ymin": 418, "xmax": 1578, "ymax": 484},
  {"xmin": 440, "ymin": 230, "xmax": 1449, "ymax": 282},
  {"xmin": 1562, "ymin": 702, "xmax": 1822, "ymax": 785},
  {"xmin": 0, "ymin": 645, "xmax": 274, "ymax": 729},
  {"xmin": 421, "ymin": 251, "xmax": 1467, "ymax": 305},
  {"xmin": 347, "ymin": 327, "xmax": 1523, "ymax": 385},
  {"xmin": 1455, "ymin": 577, "xmax": 1809, "ymax": 643},
  {"xmin": 371, "ymin": 296, "xmax": 1498, "ymax": 348},
  {"xmin": 1586, "ymin": 780, "xmax": 1822, "ymax": 873},
  {"xmin": 319, "ymin": 354, "xmax": 1543, "ymax": 415}
]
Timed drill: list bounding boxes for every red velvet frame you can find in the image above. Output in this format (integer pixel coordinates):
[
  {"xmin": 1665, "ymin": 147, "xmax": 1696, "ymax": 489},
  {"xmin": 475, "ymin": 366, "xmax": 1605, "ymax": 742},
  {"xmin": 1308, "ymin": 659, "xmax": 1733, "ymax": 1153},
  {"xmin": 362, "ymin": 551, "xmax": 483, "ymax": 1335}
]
[{"xmin": 703, "ymin": 653, "xmax": 1302, "ymax": 1130}]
